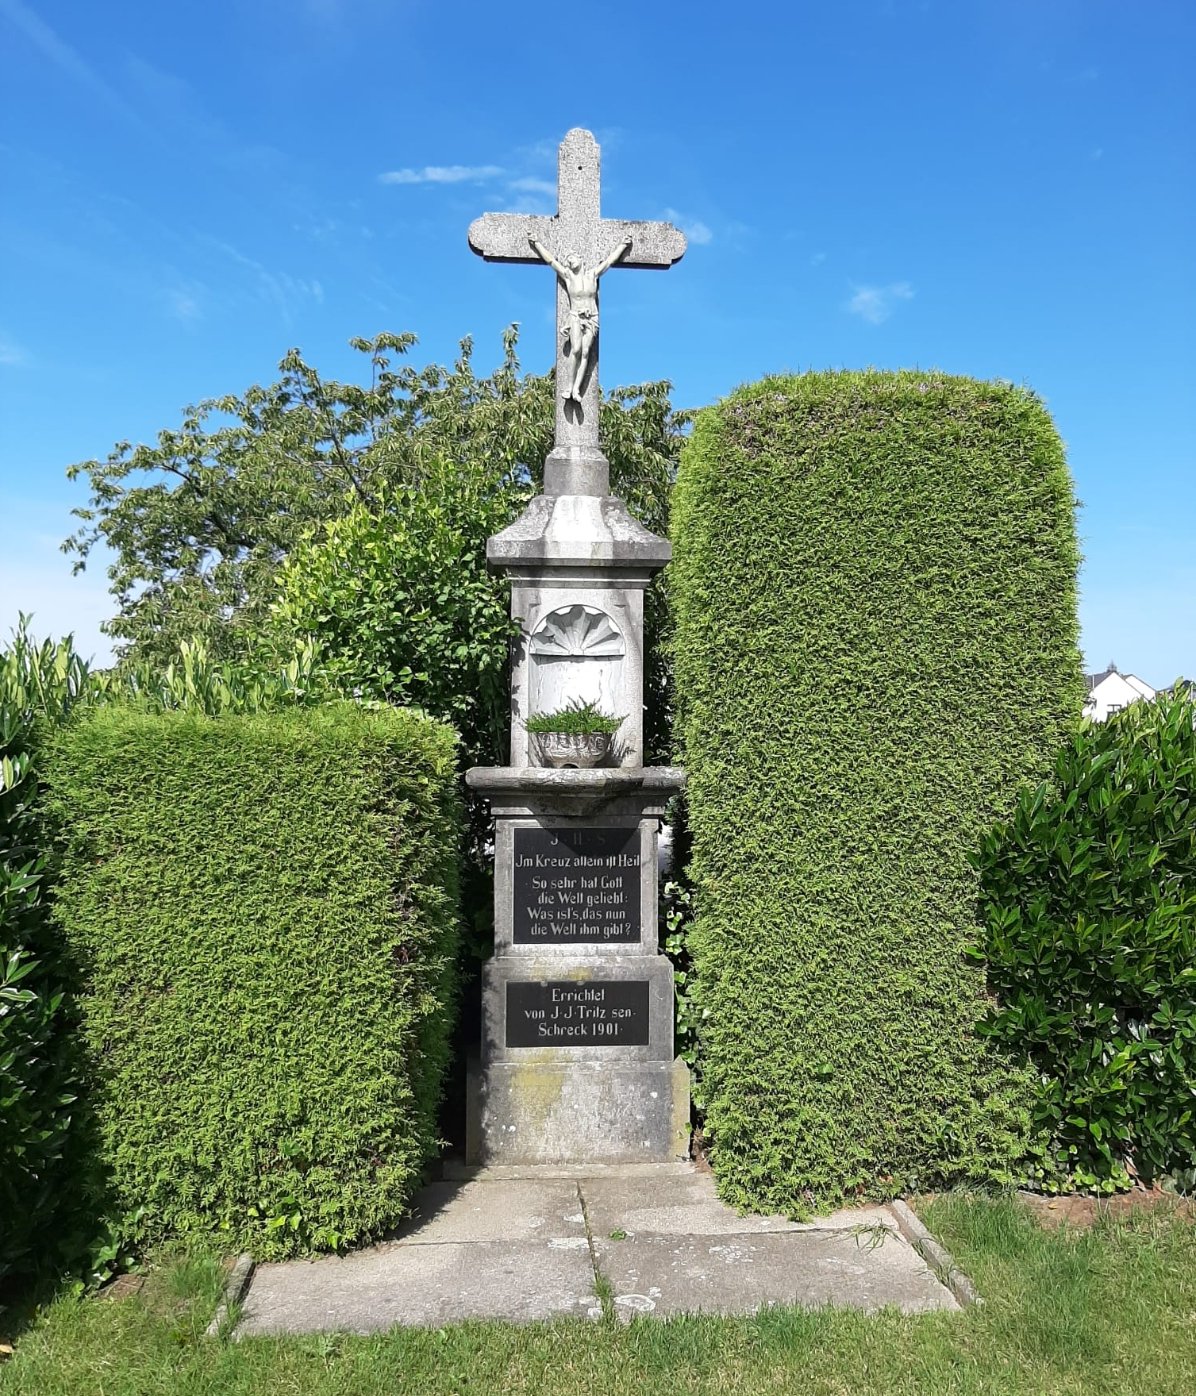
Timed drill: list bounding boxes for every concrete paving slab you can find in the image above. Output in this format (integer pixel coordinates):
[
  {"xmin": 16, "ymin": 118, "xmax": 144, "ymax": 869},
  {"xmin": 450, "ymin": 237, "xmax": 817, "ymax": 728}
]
[
  {"xmin": 391, "ymin": 1178, "xmax": 587, "ymax": 1245},
  {"xmin": 239, "ymin": 1238, "xmax": 598, "ymax": 1335},
  {"xmin": 593, "ymin": 1229, "xmax": 959, "ymax": 1320},
  {"xmin": 581, "ymin": 1167, "xmax": 898, "ymax": 1239},
  {"xmin": 234, "ymin": 1167, "xmax": 964, "ymax": 1334}
]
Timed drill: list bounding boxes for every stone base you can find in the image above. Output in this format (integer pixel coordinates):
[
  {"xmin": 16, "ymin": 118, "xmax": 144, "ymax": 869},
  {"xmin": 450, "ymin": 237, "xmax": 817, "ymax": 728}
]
[{"xmin": 466, "ymin": 1057, "xmax": 690, "ymax": 1166}]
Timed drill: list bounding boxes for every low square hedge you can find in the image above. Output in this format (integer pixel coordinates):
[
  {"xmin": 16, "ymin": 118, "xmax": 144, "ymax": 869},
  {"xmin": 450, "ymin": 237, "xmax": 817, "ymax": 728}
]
[{"xmin": 44, "ymin": 702, "xmax": 462, "ymax": 1258}]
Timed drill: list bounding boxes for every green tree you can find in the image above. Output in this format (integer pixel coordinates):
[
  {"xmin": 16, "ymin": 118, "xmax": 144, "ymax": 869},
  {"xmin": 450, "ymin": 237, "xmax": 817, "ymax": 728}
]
[
  {"xmin": 269, "ymin": 461, "xmax": 520, "ymax": 770},
  {"xmin": 65, "ymin": 329, "xmax": 685, "ymax": 724}
]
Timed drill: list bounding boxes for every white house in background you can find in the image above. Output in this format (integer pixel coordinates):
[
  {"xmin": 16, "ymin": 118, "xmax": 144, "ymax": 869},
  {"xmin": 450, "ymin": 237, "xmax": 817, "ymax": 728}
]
[{"xmin": 1083, "ymin": 663, "xmax": 1156, "ymax": 722}]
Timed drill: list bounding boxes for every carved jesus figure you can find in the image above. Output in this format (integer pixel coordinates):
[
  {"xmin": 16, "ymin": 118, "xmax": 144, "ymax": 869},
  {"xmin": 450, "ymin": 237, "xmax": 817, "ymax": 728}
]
[{"xmin": 528, "ymin": 234, "xmax": 632, "ymax": 402}]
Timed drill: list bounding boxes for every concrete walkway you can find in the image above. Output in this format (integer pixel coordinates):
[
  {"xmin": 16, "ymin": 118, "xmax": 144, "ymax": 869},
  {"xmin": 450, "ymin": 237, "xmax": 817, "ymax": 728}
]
[{"xmin": 237, "ymin": 1163, "xmax": 960, "ymax": 1335}]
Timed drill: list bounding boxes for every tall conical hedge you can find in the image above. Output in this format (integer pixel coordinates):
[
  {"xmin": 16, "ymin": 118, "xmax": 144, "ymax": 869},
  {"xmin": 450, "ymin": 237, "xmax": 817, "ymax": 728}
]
[{"xmin": 670, "ymin": 371, "xmax": 1084, "ymax": 1210}]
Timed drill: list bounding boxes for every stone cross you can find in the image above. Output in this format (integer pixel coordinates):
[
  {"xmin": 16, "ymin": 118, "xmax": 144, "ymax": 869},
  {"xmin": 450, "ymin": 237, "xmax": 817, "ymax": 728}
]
[{"xmin": 468, "ymin": 128, "xmax": 686, "ymax": 492}]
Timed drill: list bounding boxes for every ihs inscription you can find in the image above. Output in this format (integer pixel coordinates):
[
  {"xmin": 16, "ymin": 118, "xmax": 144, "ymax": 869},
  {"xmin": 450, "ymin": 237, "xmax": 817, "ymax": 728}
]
[{"xmin": 512, "ymin": 826, "xmax": 641, "ymax": 944}]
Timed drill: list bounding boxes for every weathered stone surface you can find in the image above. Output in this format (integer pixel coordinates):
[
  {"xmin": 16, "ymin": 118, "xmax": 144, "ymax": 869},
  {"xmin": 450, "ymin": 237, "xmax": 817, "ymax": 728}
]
[
  {"xmin": 579, "ymin": 1172, "xmax": 900, "ymax": 1240},
  {"xmin": 235, "ymin": 1168, "xmax": 966, "ymax": 1334},
  {"xmin": 239, "ymin": 1239, "xmax": 597, "ymax": 1334},
  {"xmin": 442, "ymin": 1160, "xmax": 698, "ymax": 1182},
  {"xmin": 466, "ymin": 766, "xmax": 684, "ymax": 815},
  {"xmin": 467, "ymin": 1057, "xmax": 690, "ymax": 1166},
  {"xmin": 487, "ymin": 495, "xmax": 673, "ymax": 565},
  {"xmin": 389, "ymin": 1178, "xmax": 586, "ymax": 1245},
  {"xmin": 593, "ymin": 1228, "xmax": 960, "ymax": 1320}
]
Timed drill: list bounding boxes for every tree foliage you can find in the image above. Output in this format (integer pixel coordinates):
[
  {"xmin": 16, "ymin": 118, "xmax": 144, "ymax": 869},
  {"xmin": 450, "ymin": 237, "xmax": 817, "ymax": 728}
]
[
  {"xmin": 269, "ymin": 463, "xmax": 519, "ymax": 769},
  {"xmin": 65, "ymin": 330, "xmax": 685, "ymax": 714},
  {"xmin": 0, "ymin": 624, "xmax": 93, "ymax": 1284}
]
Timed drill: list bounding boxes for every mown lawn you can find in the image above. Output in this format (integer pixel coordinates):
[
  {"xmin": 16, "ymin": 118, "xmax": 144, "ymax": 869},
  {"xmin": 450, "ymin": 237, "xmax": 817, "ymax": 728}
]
[{"xmin": 2, "ymin": 1195, "xmax": 1194, "ymax": 1395}]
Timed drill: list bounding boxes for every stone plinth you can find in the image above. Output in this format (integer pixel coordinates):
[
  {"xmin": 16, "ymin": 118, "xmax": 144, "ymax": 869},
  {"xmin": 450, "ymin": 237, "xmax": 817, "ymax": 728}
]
[
  {"xmin": 469, "ymin": 1059, "xmax": 691, "ymax": 1166},
  {"xmin": 466, "ymin": 766, "xmax": 689, "ymax": 1166}
]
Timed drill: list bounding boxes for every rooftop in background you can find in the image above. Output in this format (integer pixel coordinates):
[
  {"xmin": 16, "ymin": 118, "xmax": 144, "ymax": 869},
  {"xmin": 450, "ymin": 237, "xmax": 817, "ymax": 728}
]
[{"xmin": 1083, "ymin": 662, "xmax": 1157, "ymax": 722}]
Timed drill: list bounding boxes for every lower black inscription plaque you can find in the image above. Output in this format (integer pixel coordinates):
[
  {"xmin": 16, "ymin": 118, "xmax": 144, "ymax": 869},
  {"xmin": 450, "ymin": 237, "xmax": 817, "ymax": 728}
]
[
  {"xmin": 505, "ymin": 979, "xmax": 650, "ymax": 1047},
  {"xmin": 512, "ymin": 826, "xmax": 641, "ymax": 944}
]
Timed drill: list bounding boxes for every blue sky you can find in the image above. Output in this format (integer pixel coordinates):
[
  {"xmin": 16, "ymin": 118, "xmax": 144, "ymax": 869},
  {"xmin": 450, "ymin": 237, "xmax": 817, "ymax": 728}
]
[{"xmin": 1, "ymin": 0, "xmax": 1192, "ymax": 681}]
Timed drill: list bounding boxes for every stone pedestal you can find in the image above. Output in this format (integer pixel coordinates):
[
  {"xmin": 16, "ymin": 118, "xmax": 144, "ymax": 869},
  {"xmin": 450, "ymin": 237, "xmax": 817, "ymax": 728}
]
[{"xmin": 466, "ymin": 758, "xmax": 689, "ymax": 1164}]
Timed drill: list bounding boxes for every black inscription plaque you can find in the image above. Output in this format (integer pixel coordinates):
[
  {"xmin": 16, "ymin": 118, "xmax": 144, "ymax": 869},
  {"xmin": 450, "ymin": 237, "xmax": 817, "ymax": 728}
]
[
  {"xmin": 505, "ymin": 979, "xmax": 651, "ymax": 1047},
  {"xmin": 512, "ymin": 826, "xmax": 641, "ymax": 944}
]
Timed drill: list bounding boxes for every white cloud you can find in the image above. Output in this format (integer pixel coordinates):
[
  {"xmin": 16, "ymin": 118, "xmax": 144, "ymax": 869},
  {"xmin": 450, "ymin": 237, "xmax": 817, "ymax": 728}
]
[
  {"xmin": 203, "ymin": 238, "xmax": 324, "ymax": 327},
  {"xmin": 846, "ymin": 281, "xmax": 914, "ymax": 325},
  {"xmin": 0, "ymin": 0, "xmax": 140, "ymax": 123},
  {"xmin": 500, "ymin": 194, "xmax": 554, "ymax": 216},
  {"xmin": 379, "ymin": 164, "xmax": 505, "ymax": 186},
  {"xmin": 0, "ymin": 333, "xmax": 29, "ymax": 366},
  {"xmin": 508, "ymin": 176, "xmax": 557, "ymax": 198},
  {"xmin": 519, "ymin": 138, "xmax": 559, "ymax": 163},
  {"xmin": 167, "ymin": 288, "xmax": 202, "ymax": 323},
  {"xmin": 663, "ymin": 208, "xmax": 713, "ymax": 246},
  {"xmin": 810, "ymin": 251, "xmax": 827, "ymax": 267}
]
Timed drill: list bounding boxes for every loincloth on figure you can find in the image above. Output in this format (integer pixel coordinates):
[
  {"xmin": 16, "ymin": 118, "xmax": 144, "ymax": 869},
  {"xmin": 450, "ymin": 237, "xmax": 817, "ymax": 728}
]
[{"xmin": 562, "ymin": 306, "xmax": 597, "ymax": 350}]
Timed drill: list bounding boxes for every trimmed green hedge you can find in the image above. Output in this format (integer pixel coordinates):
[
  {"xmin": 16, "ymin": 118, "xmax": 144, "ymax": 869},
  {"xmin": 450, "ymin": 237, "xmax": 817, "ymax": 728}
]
[
  {"xmin": 671, "ymin": 371, "xmax": 1084, "ymax": 1211},
  {"xmin": 44, "ymin": 703, "xmax": 461, "ymax": 1258},
  {"xmin": 975, "ymin": 694, "xmax": 1196, "ymax": 1193}
]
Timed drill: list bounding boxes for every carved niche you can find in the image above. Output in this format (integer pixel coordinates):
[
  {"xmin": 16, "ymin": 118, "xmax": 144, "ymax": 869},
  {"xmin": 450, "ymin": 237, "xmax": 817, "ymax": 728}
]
[{"xmin": 528, "ymin": 604, "xmax": 625, "ymax": 720}]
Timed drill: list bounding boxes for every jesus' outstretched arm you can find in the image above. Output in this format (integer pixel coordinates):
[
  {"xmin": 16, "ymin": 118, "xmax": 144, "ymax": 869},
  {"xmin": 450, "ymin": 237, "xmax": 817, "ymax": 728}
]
[
  {"xmin": 595, "ymin": 235, "xmax": 633, "ymax": 277},
  {"xmin": 528, "ymin": 236, "xmax": 569, "ymax": 279}
]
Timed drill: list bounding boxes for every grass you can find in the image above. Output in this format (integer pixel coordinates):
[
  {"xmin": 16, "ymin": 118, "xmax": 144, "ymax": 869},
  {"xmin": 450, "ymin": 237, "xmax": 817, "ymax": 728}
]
[
  {"xmin": 524, "ymin": 700, "xmax": 624, "ymax": 735},
  {"xmin": 2, "ymin": 1195, "xmax": 1194, "ymax": 1395}
]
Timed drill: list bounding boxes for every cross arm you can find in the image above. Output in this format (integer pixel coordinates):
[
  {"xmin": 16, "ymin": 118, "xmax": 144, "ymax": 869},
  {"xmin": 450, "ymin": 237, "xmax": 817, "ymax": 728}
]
[
  {"xmin": 597, "ymin": 218, "xmax": 687, "ymax": 270},
  {"xmin": 469, "ymin": 212, "xmax": 686, "ymax": 270},
  {"xmin": 468, "ymin": 212, "xmax": 555, "ymax": 264}
]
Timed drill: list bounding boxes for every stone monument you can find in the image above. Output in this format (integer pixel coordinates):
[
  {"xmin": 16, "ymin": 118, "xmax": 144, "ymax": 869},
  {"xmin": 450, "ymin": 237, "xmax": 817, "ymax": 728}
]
[{"xmin": 465, "ymin": 128, "xmax": 690, "ymax": 1164}]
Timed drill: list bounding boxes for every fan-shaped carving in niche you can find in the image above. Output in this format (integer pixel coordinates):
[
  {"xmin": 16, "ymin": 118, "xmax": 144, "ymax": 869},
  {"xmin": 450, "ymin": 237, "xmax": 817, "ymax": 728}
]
[{"xmin": 530, "ymin": 604, "xmax": 624, "ymax": 658}]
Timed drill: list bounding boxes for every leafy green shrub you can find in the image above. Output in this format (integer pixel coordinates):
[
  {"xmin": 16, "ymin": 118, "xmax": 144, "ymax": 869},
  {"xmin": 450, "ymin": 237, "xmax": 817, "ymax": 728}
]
[
  {"xmin": 670, "ymin": 371, "xmax": 1083, "ymax": 1212},
  {"xmin": 270, "ymin": 466, "xmax": 520, "ymax": 768},
  {"xmin": 973, "ymin": 694, "xmax": 1196, "ymax": 1192},
  {"xmin": 105, "ymin": 636, "xmax": 336, "ymax": 716},
  {"xmin": 43, "ymin": 703, "xmax": 462, "ymax": 1258},
  {"xmin": 0, "ymin": 626, "xmax": 94, "ymax": 1283}
]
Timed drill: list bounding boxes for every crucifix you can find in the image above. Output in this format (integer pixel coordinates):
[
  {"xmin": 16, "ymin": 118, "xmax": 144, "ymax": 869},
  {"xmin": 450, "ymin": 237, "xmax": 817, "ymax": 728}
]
[
  {"xmin": 468, "ymin": 128, "xmax": 686, "ymax": 493},
  {"xmin": 465, "ymin": 129, "xmax": 690, "ymax": 1170}
]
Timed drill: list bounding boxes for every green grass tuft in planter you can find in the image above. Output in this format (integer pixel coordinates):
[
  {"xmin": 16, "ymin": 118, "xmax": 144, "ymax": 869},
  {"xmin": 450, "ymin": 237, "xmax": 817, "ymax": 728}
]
[
  {"xmin": 525, "ymin": 700, "xmax": 624, "ymax": 735},
  {"xmin": 526, "ymin": 701, "xmax": 625, "ymax": 768}
]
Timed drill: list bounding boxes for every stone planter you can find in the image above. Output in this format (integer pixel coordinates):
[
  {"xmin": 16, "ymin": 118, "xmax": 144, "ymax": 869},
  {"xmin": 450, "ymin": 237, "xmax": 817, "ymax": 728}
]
[{"xmin": 534, "ymin": 731, "xmax": 613, "ymax": 768}]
